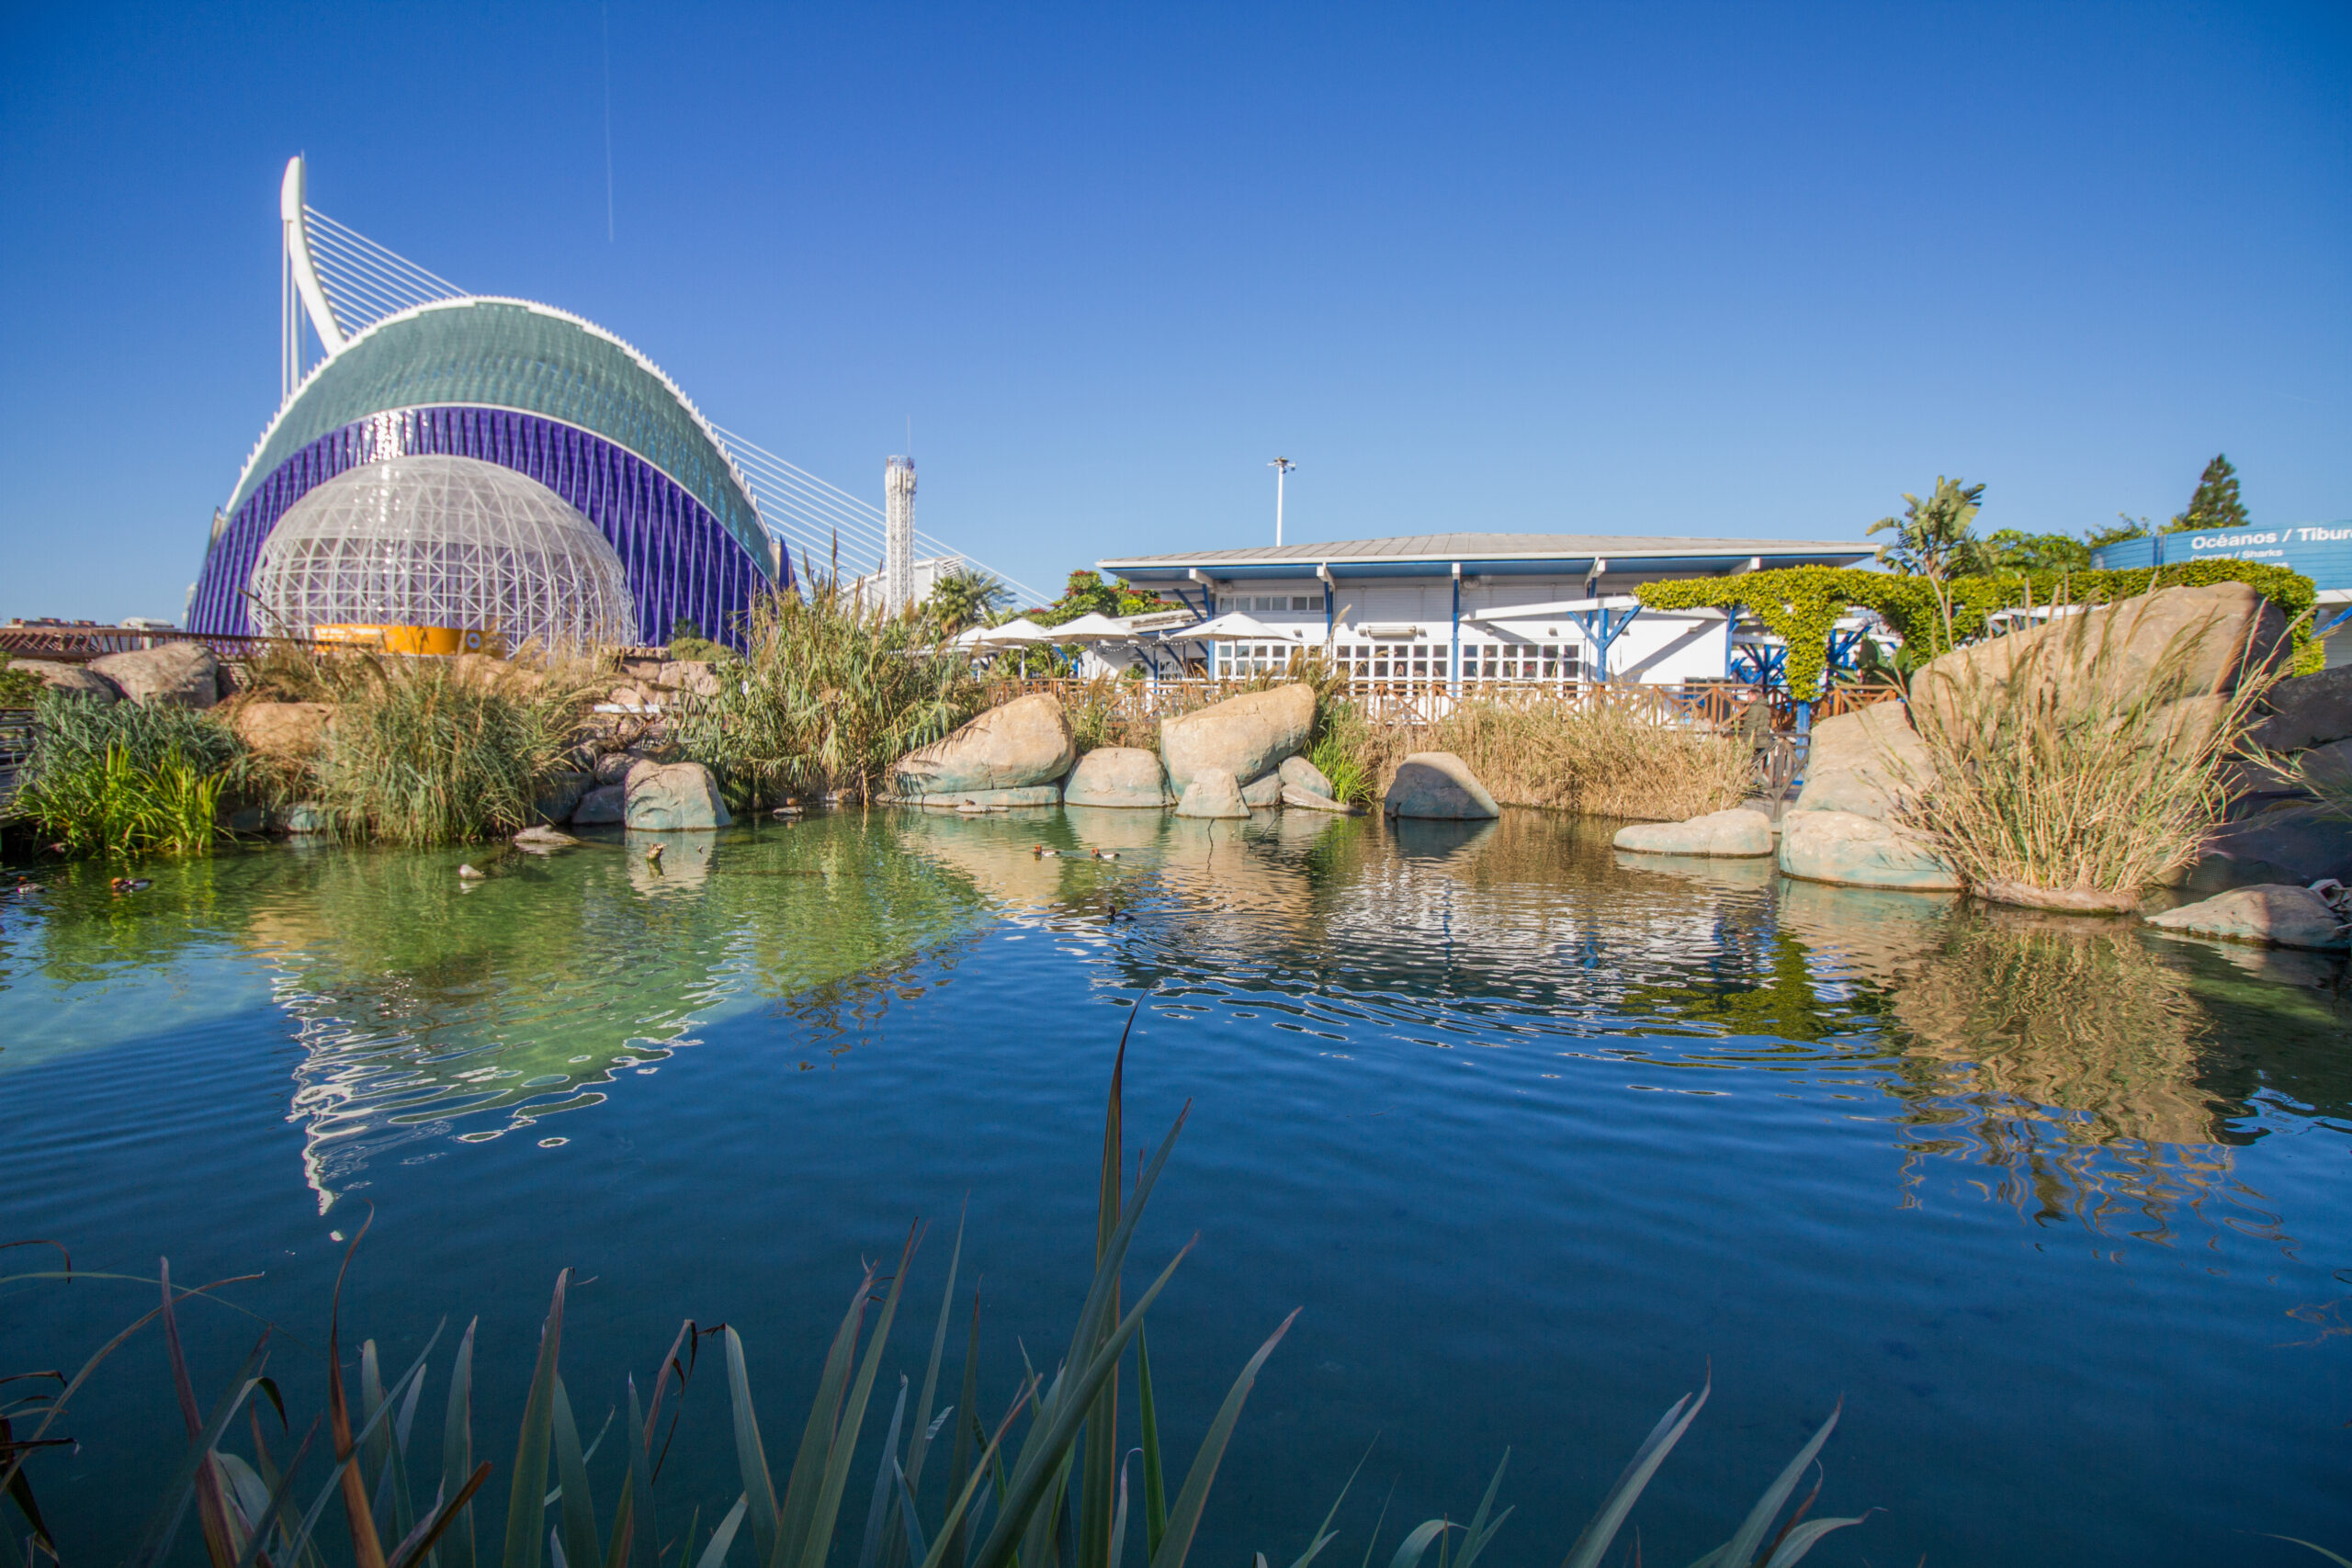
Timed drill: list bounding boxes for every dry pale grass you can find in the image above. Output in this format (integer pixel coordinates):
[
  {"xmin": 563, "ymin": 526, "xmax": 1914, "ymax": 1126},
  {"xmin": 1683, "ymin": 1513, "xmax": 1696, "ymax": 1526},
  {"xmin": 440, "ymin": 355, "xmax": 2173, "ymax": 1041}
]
[
  {"xmin": 1326, "ymin": 697, "xmax": 1755, "ymax": 820},
  {"xmin": 1894, "ymin": 600, "xmax": 2285, "ymax": 909}
]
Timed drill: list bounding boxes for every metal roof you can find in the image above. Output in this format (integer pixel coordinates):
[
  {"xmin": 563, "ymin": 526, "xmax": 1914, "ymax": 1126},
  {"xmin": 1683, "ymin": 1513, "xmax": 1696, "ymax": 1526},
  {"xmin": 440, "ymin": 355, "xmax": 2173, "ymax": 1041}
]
[{"xmin": 1100, "ymin": 533, "xmax": 1877, "ymax": 577}]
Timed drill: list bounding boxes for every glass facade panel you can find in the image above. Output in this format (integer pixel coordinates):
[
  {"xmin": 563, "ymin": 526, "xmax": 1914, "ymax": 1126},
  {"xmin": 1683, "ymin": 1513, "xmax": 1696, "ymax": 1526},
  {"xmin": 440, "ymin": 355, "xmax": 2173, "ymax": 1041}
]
[{"xmin": 251, "ymin": 455, "xmax": 639, "ymax": 649}]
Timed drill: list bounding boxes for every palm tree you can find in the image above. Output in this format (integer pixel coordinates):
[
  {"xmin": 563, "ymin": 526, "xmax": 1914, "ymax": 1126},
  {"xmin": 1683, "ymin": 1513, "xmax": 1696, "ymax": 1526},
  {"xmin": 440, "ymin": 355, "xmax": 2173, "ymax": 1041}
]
[
  {"xmin": 1869, "ymin": 477, "xmax": 1988, "ymax": 581},
  {"xmin": 923, "ymin": 567, "xmax": 1013, "ymax": 634}
]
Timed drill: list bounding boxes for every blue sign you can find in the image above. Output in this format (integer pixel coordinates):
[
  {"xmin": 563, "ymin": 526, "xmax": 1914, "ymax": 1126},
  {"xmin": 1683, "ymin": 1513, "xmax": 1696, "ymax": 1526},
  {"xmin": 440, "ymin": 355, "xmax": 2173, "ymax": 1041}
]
[{"xmin": 2090, "ymin": 522, "xmax": 2352, "ymax": 592}]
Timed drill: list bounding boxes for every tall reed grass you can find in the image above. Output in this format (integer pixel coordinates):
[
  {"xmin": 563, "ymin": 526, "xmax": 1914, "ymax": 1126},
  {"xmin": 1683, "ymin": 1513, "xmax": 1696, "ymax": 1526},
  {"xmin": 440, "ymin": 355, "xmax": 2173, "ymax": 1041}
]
[
  {"xmin": 296, "ymin": 654, "xmax": 603, "ymax": 846},
  {"xmin": 5, "ymin": 1045, "xmax": 1867, "ymax": 1568},
  {"xmin": 671, "ymin": 582, "xmax": 984, "ymax": 803},
  {"xmin": 9, "ymin": 690, "xmax": 242, "ymax": 856},
  {"xmin": 1894, "ymin": 600, "xmax": 2285, "ymax": 910},
  {"xmin": 1314, "ymin": 697, "xmax": 1754, "ymax": 820}
]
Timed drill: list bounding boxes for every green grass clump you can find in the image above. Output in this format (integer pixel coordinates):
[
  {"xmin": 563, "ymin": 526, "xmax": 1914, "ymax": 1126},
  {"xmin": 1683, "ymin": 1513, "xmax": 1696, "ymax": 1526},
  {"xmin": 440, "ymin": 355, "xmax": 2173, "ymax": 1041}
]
[
  {"xmin": 308, "ymin": 654, "xmax": 603, "ymax": 846},
  {"xmin": 1896, "ymin": 599, "xmax": 2285, "ymax": 908},
  {"xmin": 0, "ymin": 652, "xmax": 42, "ymax": 707},
  {"xmin": 671, "ymin": 580, "xmax": 986, "ymax": 803},
  {"xmin": 8, "ymin": 688, "xmax": 241, "ymax": 856}
]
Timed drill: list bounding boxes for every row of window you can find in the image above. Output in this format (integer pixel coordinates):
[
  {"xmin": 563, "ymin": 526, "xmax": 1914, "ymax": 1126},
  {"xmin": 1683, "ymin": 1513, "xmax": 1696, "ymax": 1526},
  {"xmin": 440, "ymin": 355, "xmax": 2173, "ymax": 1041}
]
[
  {"xmin": 1219, "ymin": 594, "xmax": 1320, "ymax": 613},
  {"xmin": 1208, "ymin": 642, "xmax": 1585, "ymax": 681}
]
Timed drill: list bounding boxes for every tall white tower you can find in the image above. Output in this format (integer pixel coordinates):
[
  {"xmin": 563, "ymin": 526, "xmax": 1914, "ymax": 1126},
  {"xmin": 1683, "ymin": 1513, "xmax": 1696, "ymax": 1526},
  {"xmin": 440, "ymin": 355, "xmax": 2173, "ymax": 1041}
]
[{"xmin": 884, "ymin": 455, "xmax": 917, "ymax": 612}]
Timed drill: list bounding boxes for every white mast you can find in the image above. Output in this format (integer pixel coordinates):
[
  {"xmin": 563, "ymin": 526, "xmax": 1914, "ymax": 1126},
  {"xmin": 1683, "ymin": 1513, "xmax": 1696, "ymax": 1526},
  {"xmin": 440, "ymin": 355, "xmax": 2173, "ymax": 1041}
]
[{"xmin": 1268, "ymin": 456, "xmax": 1296, "ymax": 546}]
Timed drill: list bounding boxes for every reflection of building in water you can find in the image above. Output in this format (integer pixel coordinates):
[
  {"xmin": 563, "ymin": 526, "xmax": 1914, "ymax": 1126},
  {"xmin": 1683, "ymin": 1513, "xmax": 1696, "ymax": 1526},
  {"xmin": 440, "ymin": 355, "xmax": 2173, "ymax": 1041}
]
[{"xmin": 241, "ymin": 818, "xmax": 987, "ymax": 1209}]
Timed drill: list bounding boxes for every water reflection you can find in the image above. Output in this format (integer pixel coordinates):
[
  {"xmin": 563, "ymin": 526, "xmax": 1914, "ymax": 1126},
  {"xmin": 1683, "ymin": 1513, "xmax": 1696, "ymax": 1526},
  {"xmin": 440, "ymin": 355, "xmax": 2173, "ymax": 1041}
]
[
  {"xmin": 232, "ymin": 817, "xmax": 989, "ymax": 1205},
  {"xmin": 8, "ymin": 803, "xmax": 2346, "ymax": 1235}
]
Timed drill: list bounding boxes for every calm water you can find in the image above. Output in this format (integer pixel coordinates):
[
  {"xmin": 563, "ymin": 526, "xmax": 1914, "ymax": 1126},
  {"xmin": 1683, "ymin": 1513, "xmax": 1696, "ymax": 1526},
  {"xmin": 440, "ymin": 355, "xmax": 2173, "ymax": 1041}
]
[{"xmin": 5, "ymin": 807, "xmax": 2350, "ymax": 1566}]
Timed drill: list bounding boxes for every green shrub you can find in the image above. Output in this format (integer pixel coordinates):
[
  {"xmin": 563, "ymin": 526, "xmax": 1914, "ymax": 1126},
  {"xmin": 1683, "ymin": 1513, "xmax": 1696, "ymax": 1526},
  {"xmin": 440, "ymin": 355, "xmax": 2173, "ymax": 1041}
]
[
  {"xmin": 1638, "ymin": 560, "xmax": 2321, "ymax": 697},
  {"xmin": 0, "ymin": 652, "xmax": 41, "ymax": 707},
  {"xmin": 9, "ymin": 689, "xmax": 241, "ymax": 856},
  {"xmin": 671, "ymin": 580, "xmax": 985, "ymax": 802}
]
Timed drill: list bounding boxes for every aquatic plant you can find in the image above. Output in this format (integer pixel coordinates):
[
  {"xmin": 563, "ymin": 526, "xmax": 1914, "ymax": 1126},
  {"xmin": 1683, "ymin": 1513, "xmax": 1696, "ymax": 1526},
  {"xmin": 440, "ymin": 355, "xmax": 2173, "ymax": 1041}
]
[
  {"xmin": 7, "ymin": 690, "xmax": 242, "ymax": 856},
  {"xmin": 1894, "ymin": 599, "xmax": 2285, "ymax": 908},
  {"xmin": 304, "ymin": 653, "xmax": 603, "ymax": 846},
  {"xmin": 3, "ymin": 1043, "xmax": 1870, "ymax": 1568},
  {"xmin": 670, "ymin": 580, "xmax": 985, "ymax": 803}
]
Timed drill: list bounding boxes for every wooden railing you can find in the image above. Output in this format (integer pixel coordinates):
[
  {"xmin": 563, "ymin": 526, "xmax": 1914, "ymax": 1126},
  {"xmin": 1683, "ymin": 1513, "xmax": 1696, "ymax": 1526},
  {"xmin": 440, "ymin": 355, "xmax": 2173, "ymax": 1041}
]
[{"xmin": 0, "ymin": 626, "xmax": 307, "ymax": 665}]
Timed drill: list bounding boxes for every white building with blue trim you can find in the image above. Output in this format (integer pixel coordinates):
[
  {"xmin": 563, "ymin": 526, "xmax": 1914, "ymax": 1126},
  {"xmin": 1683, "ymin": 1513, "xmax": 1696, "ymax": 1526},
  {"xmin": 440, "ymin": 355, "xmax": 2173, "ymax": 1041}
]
[{"xmin": 1097, "ymin": 534, "xmax": 1878, "ymax": 686}]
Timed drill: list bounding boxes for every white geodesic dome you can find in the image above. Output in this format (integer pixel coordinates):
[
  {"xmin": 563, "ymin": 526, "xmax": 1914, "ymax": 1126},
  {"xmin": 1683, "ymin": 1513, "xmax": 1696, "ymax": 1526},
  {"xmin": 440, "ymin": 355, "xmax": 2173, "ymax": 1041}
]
[{"xmin": 252, "ymin": 455, "xmax": 639, "ymax": 650}]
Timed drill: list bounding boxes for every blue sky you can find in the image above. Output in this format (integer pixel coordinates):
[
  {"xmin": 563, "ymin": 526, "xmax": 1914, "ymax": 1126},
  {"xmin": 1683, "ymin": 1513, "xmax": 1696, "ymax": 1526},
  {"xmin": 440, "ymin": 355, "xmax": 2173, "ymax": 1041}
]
[{"xmin": 2, "ymin": 1, "xmax": 2345, "ymax": 619}]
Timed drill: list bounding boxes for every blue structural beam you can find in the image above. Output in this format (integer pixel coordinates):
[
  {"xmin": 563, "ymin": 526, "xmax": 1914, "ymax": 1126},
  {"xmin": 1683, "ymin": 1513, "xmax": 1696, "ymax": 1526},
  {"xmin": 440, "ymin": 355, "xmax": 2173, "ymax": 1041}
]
[{"xmin": 1566, "ymin": 603, "xmax": 1642, "ymax": 682}]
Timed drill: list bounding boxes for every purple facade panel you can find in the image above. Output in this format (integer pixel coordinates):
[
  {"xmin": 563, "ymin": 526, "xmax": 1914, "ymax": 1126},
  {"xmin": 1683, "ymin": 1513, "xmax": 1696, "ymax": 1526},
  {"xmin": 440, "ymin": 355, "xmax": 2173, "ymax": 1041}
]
[{"xmin": 189, "ymin": 408, "xmax": 788, "ymax": 646}]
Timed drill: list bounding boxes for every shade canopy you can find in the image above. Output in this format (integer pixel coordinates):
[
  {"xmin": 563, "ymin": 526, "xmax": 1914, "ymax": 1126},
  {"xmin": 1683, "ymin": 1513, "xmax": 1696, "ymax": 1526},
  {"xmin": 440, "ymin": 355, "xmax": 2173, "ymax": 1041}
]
[
  {"xmin": 1160, "ymin": 611, "xmax": 1295, "ymax": 642},
  {"xmin": 1045, "ymin": 612, "xmax": 1130, "ymax": 642},
  {"xmin": 970, "ymin": 616, "xmax": 1056, "ymax": 646}
]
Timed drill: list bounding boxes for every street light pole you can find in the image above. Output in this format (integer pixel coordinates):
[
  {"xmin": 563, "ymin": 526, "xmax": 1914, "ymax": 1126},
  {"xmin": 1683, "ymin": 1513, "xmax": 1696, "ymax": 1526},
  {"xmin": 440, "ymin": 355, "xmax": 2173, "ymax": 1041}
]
[{"xmin": 1268, "ymin": 457, "xmax": 1296, "ymax": 546}]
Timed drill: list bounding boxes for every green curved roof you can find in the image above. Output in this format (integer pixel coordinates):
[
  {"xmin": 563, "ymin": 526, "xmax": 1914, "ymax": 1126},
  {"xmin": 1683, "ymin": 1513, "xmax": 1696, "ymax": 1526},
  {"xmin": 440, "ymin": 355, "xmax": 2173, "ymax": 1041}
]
[{"xmin": 230, "ymin": 299, "xmax": 768, "ymax": 564}]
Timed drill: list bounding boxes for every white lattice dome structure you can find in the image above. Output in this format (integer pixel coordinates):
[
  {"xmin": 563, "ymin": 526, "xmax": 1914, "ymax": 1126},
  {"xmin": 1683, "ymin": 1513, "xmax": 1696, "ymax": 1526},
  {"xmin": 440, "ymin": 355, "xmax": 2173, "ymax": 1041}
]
[{"xmin": 251, "ymin": 455, "xmax": 639, "ymax": 650}]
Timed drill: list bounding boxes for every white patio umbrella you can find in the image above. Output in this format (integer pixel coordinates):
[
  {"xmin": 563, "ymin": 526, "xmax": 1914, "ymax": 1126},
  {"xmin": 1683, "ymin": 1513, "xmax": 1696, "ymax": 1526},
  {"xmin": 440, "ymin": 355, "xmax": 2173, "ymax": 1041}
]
[
  {"xmin": 1045, "ymin": 611, "xmax": 1130, "ymax": 642},
  {"xmin": 970, "ymin": 616, "xmax": 1056, "ymax": 646}
]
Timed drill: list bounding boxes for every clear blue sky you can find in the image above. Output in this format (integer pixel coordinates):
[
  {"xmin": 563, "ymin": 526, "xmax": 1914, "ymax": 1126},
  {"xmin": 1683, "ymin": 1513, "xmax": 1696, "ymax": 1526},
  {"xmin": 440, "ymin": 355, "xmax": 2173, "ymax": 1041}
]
[{"xmin": 2, "ymin": 1, "xmax": 2345, "ymax": 620}]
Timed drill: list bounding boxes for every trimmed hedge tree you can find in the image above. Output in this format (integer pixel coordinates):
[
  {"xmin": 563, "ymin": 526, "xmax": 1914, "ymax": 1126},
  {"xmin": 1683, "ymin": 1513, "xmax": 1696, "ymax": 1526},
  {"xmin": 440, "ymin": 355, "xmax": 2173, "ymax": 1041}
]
[{"xmin": 1635, "ymin": 560, "xmax": 2319, "ymax": 698}]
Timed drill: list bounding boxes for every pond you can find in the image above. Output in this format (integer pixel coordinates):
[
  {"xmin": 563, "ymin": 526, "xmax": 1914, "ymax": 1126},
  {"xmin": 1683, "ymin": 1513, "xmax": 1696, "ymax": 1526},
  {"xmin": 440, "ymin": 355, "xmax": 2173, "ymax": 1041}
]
[{"xmin": 5, "ymin": 807, "xmax": 2349, "ymax": 1567}]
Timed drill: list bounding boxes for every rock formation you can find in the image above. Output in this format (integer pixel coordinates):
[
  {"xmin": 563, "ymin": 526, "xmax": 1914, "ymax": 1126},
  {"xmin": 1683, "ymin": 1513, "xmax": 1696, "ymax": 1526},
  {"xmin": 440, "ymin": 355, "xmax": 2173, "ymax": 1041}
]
[
  {"xmin": 1613, "ymin": 807, "xmax": 1774, "ymax": 857},
  {"xmin": 1062, "ymin": 747, "xmax": 1173, "ymax": 808},
  {"xmin": 1159, "ymin": 684, "xmax": 1313, "ymax": 794},
  {"xmin": 1383, "ymin": 752, "xmax": 1500, "ymax": 820},
  {"xmin": 893, "ymin": 694, "xmax": 1076, "ymax": 797}
]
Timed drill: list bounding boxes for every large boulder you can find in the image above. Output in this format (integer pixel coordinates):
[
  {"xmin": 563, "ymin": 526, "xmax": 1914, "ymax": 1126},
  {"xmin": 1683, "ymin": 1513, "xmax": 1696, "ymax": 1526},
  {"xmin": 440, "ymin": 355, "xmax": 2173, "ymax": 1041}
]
[
  {"xmin": 1910, "ymin": 583, "xmax": 2289, "ymax": 731},
  {"xmin": 232, "ymin": 701, "xmax": 334, "ymax": 758},
  {"xmin": 2146, "ymin": 885, "xmax": 2347, "ymax": 951},
  {"xmin": 1614, "ymin": 807, "xmax": 1774, "ymax": 858},
  {"xmin": 1240, "ymin": 773, "xmax": 1283, "ymax": 808},
  {"xmin": 1173, "ymin": 767, "xmax": 1250, "ymax": 819},
  {"xmin": 8, "ymin": 659, "xmax": 119, "ymax": 703},
  {"xmin": 894, "ymin": 694, "xmax": 1075, "ymax": 796},
  {"xmin": 2293, "ymin": 738, "xmax": 2352, "ymax": 790},
  {"xmin": 532, "ymin": 770, "xmax": 594, "ymax": 825},
  {"xmin": 1283, "ymin": 784, "xmax": 1354, "ymax": 812},
  {"xmin": 89, "ymin": 642, "xmax": 222, "ymax": 708},
  {"xmin": 655, "ymin": 660, "xmax": 722, "ymax": 699},
  {"xmin": 1384, "ymin": 752, "xmax": 1500, "ymax": 820},
  {"xmin": 1062, "ymin": 747, "xmax": 1173, "ymax": 808},
  {"xmin": 572, "ymin": 784, "xmax": 627, "ymax": 825},
  {"xmin": 909, "ymin": 785, "xmax": 1061, "ymax": 807},
  {"xmin": 1778, "ymin": 808, "xmax": 1962, "ymax": 891},
  {"xmin": 1279, "ymin": 755, "xmax": 1336, "ymax": 799},
  {"xmin": 1792, "ymin": 701, "xmax": 1930, "ymax": 821},
  {"xmin": 2249, "ymin": 665, "xmax": 2352, "ymax": 752},
  {"xmin": 2177, "ymin": 804, "xmax": 2352, "ymax": 892},
  {"xmin": 625, "ymin": 761, "xmax": 731, "ymax": 830},
  {"xmin": 1159, "ymin": 684, "xmax": 1314, "ymax": 792}
]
